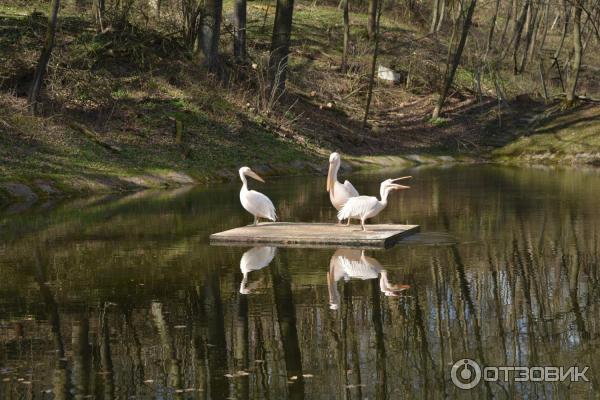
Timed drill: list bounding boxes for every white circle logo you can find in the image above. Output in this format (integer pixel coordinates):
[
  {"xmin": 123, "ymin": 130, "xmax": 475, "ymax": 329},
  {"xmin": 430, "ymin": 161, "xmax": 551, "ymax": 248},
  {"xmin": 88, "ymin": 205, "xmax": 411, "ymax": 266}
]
[{"xmin": 451, "ymin": 359, "xmax": 481, "ymax": 389}]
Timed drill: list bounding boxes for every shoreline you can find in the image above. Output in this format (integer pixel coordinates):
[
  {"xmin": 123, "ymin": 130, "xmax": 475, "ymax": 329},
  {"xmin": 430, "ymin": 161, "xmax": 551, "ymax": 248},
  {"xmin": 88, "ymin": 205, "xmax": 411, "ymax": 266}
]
[{"xmin": 4, "ymin": 151, "xmax": 600, "ymax": 207}]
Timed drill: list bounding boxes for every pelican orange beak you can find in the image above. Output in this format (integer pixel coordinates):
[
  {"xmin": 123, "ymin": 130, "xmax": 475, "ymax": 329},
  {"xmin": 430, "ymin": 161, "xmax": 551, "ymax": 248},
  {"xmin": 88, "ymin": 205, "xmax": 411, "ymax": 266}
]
[
  {"xmin": 247, "ymin": 170, "xmax": 265, "ymax": 183},
  {"xmin": 327, "ymin": 162, "xmax": 335, "ymax": 196}
]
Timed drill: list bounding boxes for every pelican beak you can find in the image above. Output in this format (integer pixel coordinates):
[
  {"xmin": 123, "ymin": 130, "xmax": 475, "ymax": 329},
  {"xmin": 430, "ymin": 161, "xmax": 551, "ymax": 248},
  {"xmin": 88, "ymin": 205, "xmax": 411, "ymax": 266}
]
[
  {"xmin": 391, "ymin": 176, "xmax": 412, "ymax": 182},
  {"xmin": 327, "ymin": 162, "xmax": 335, "ymax": 195},
  {"xmin": 392, "ymin": 184, "xmax": 410, "ymax": 190},
  {"xmin": 247, "ymin": 170, "xmax": 265, "ymax": 183}
]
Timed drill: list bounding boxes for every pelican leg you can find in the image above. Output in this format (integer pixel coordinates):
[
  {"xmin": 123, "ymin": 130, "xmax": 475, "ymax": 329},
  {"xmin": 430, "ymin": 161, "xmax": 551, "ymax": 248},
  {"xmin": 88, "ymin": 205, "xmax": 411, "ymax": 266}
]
[
  {"xmin": 253, "ymin": 216, "xmax": 258, "ymax": 226},
  {"xmin": 346, "ymin": 218, "xmax": 351, "ymax": 226},
  {"xmin": 361, "ymin": 220, "xmax": 366, "ymax": 231}
]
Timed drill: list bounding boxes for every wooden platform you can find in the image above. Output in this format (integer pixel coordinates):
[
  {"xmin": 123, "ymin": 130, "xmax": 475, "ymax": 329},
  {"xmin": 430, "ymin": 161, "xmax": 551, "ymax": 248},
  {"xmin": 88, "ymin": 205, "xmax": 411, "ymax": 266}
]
[{"xmin": 210, "ymin": 222, "xmax": 420, "ymax": 249}]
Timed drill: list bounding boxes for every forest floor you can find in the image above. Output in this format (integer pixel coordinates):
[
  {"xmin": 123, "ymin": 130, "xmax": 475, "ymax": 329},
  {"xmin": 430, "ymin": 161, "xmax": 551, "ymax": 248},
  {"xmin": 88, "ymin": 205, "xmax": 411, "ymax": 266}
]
[{"xmin": 1, "ymin": 1, "xmax": 599, "ymax": 204}]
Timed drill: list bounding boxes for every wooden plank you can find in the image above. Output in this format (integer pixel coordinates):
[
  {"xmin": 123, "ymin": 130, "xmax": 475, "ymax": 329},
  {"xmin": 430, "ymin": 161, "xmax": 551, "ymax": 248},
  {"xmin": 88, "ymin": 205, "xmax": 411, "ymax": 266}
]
[{"xmin": 209, "ymin": 222, "xmax": 420, "ymax": 249}]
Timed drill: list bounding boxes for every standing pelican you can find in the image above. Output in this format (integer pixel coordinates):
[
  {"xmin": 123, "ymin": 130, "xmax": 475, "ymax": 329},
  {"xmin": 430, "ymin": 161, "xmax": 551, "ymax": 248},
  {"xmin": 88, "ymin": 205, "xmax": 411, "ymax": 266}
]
[
  {"xmin": 337, "ymin": 177, "xmax": 411, "ymax": 231},
  {"xmin": 240, "ymin": 246, "xmax": 277, "ymax": 294},
  {"xmin": 327, "ymin": 152, "xmax": 359, "ymax": 224},
  {"xmin": 239, "ymin": 166, "xmax": 277, "ymax": 225},
  {"xmin": 327, "ymin": 249, "xmax": 410, "ymax": 309}
]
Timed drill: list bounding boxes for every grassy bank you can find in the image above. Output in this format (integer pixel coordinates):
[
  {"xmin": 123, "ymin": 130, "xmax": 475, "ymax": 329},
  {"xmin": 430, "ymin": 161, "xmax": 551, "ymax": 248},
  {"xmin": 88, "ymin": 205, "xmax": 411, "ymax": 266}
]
[{"xmin": 493, "ymin": 104, "xmax": 600, "ymax": 166}]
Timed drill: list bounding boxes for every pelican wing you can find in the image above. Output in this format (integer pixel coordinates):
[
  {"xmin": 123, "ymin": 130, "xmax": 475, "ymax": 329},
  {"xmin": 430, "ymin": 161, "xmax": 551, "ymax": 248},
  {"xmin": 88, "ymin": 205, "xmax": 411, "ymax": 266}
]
[
  {"xmin": 244, "ymin": 190, "xmax": 277, "ymax": 221},
  {"xmin": 339, "ymin": 255, "xmax": 379, "ymax": 279},
  {"xmin": 337, "ymin": 195, "xmax": 379, "ymax": 220},
  {"xmin": 343, "ymin": 180, "xmax": 359, "ymax": 197}
]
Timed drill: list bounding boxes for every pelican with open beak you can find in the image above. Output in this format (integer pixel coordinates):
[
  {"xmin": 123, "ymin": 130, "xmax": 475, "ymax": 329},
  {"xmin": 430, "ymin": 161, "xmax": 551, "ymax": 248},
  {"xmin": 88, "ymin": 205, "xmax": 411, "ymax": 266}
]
[
  {"xmin": 337, "ymin": 176, "xmax": 411, "ymax": 231},
  {"xmin": 239, "ymin": 167, "xmax": 277, "ymax": 226},
  {"xmin": 327, "ymin": 152, "xmax": 359, "ymax": 224}
]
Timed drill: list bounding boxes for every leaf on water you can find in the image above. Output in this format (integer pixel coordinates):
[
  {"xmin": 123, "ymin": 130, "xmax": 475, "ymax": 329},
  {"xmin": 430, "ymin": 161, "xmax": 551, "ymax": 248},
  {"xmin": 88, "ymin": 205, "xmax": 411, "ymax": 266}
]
[
  {"xmin": 254, "ymin": 359, "xmax": 265, "ymax": 363},
  {"xmin": 21, "ymin": 381, "xmax": 32, "ymax": 385},
  {"xmin": 289, "ymin": 376, "xmax": 298, "ymax": 380},
  {"xmin": 144, "ymin": 380, "xmax": 154, "ymax": 383},
  {"xmin": 302, "ymin": 374, "xmax": 314, "ymax": 378},
  {"xmin": 174, "ymin": 325, "xmax": 186, "ymax": 329},
  {"xmin": 224, "ymin": 374, "xmax": 234, "ymax": 378},
  {"xmin": 184, "ymin": 388, "xmax": 196, "ymax": 392},
  {"xmin": 236, "ymin": 371, "xmax": 250, "ymax": 376},
  {"xmin": 175, "ymin": 389, "xmax": 184, "ymax": 393}
]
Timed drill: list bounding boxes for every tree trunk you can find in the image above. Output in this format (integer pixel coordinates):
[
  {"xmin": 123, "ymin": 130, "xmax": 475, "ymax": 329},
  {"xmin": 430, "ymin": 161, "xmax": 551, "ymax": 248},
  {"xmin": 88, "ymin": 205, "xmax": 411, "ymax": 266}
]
[
  {"xmin": 28, "ymin": 0, "xmax": 60, "ymax": 114},
  {"xmin": 233, "ymin": 0, "xmax": 247, "ymax": 61},
  {"xmin": 363, "ymin": 0, "xmax": 382, "ymax": 128},
  {"xmin": 566, "ymin": 1, "xmax": 582, "ymax": 106},
  {"xmin": 485, "ymin": 0, "xmax": 500, "ymax": 56},
  {"xmin": 553, "ymin": 0, "xmax": 569, "ymax": 61},
  {"xmin": 341, "ymin": 0, "xmax": 350, "ymax": 72},
  {"xmin": 431, "ymin": 0, "xmax": 477, "ymax": 120},
  {"xmin": 199, "ymin": 0, "xmax": 223, "ymax": 70},
  {"xmin": 367, "ymin": 0, "xmax": 377, "ymax": 39},
  {"xmin": 518, "ymin": 3, "xmax": 538, "ymax": 73},
  {"xmin": 92, "ymin": 0, "xmax": 104, "ymax": 32},
  {"xmin": 269, "ymin": 0, "xmax": 295, "ymax": 91},
  {"xmin": 430, "ymin": 0, "xmax": 440, "ymax": 34},
  {"xmin": 436, "ymin": 0, "xmax": 445, "ymax": 31},
  {"xmin": 510, "ymin": 0, "xmax": 530, "ymax": 74}
]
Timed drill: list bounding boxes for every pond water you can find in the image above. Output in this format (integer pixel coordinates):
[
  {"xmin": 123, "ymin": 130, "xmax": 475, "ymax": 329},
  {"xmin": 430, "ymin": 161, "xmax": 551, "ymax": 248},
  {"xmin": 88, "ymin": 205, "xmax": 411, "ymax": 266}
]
[{"xmin": 1, "ymin": 165, "xmax": 600, "ymax": 399}]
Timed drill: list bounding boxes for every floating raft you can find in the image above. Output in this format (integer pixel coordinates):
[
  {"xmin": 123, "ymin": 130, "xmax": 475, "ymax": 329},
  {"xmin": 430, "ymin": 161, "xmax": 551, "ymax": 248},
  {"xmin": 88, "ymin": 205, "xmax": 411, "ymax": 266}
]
[{"xmin": 210, "ymin": 222, "xmax": 420, "ymax": 249}]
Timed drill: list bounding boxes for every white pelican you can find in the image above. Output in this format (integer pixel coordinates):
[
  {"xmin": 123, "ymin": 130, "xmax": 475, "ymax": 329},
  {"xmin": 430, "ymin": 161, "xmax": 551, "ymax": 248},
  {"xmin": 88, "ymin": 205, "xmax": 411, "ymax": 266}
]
[
  {"xmin": 337, "ymin": 177, "xmax": 411, "ymax": 231},
  {"xmin": 327, "ymin": 249, "xmax": 410, "ymax": 309},
  {"xmin": 240, "ymin": 246, "xmax": 277, "ymax": 294},
  {"xmin": 239, "ymin": 166, "xmax": 277, "ymax": 225},
  {"xmin": 327, "ymin": 152, "xmax": 359, "ymax": 224}
]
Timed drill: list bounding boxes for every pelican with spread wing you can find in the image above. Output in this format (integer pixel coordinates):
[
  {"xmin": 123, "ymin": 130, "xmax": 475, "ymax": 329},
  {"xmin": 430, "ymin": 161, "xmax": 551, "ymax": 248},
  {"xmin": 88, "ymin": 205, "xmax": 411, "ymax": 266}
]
[
  {"xmin": 239, "ymin": 166, "xmax": 277, "ymax": 225},
  {"xmin": 337, "ymin": 176, "xmax": 411, "ymax": 231},
  {"xmin": 327, "ymin": 152, "xmax": 359, "ymax": 224}
]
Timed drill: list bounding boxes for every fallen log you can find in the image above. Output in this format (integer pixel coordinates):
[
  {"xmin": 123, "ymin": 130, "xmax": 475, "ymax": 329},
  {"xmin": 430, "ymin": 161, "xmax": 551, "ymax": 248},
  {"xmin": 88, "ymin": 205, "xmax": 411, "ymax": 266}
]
[{"xmin": 68, "ymin": 122, "xmax": 121, "ymax": 153}]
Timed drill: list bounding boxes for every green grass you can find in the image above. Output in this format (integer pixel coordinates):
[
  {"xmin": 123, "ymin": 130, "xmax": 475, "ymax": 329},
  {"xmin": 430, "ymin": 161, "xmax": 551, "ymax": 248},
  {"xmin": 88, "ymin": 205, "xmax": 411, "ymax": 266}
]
[{"xmin": 493, "ymin": 105, "xmax": 600, "ymax": 164}]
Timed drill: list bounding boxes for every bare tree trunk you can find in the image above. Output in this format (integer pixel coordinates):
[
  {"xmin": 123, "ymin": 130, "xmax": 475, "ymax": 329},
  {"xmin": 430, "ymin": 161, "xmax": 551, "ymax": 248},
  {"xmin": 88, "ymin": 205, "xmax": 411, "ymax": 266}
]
[
  {"xmin": 553, "ymin": 0, "xmax": 569, "ymax": 61},
  {"xmin": 496, "ymin": 0, "xmax": 514, "ymax": 54},
  {"xmin": 500, "ymin": 0, "xmax": 528, "ymax": 61},
  {"xmin": 28, "ymin": 0, "xmax": 60, "ymax": 114},
  {"xmin": 199, "ymin": 0, "xmax": 223, "ymax": 70},
  {"xmin": 430, "ymin": 0, "xmax": 440, "ymax": 34},
  {"xmin": 368, "ymin": 0, "xmax": 378, "ymax": 39},
  {"xmin": 518, "ymin": 3, "xmax": 539, "ymax": 73},
  {"xmin": 566, "ymin": 1, "xmax": 583, "ymax": 105},
  {"xmin": 485, "ymin": 0, "xmax": 500, "ymax": 56},
  {"xmin": 233, "ymin": 0, "xmax": 247, "ymax": 61},
  {"xmin": 431, "ymin": 0, "xmax": 477, "ymax": 120},
  {"xmin": 511, "ymin": 0, "xmax": 530, "ymax": 74},
  {"xmin": 363, "ymin": 0, "xmax": 382, "ymax": 128},
  {"xmin": 341, "ymin": 0, "xmax": 350, "ymax": 72},
  {"xmin": 92, "ymin": 0, "xmax": 104, "ymax": 31},
  {"xmin": 269, "ymin": 0, "xmax": 295, "ymax": 91},
  {"xmin": 436, "ymin": 0, "xmax": 446, "ymax": 31}
]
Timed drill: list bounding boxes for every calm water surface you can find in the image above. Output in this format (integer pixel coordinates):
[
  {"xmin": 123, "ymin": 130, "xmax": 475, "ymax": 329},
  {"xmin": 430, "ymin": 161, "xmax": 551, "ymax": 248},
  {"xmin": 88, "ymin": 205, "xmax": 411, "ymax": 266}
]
[{"xmin": 1, "ymin": 165, "xmax": 600, "ymax": 399}]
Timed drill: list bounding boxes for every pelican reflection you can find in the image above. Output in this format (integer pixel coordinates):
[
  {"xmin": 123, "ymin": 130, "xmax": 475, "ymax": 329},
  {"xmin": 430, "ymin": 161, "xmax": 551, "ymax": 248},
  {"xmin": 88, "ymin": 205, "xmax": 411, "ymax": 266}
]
[
  {"xmin": 239, "ymin": 246, "xmax": 277, "ymax": 294},
  {"xmin": 328, "ymin": 249, "xmax": 410, "ymax": 310}
]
